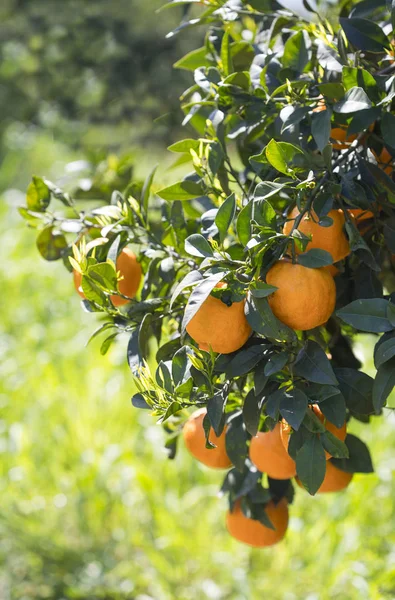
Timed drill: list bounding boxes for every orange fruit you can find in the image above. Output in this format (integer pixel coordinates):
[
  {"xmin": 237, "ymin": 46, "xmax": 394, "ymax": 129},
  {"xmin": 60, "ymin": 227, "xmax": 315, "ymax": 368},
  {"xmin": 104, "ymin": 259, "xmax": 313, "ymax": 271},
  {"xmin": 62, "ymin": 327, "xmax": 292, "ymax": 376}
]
[
  {"xmin": 249, "ymin": 423, "xmax": 296, "ymax": 480},
  {"xmin": 373, "ymin": 147, "xmax": 393, "ymax": 176},
  {"xmin": 296, "ymin": 460, "xmax": 353, "ymax": 493},
  {"xmin": 74, "ymin": 247, "xmax": 142, "ymax": 307},
  {"xmin": 226, "ymin": 498, "xmax": 289, "ymax": 547},
  {"xmin": 281, "ymin": 405, "xmax": 347, "ymax": 460},
  {"xmin": 266, "ymin": 260, "xmax": 336, "ymax": 331},
  {"xmin": 331, "ymin": 127, "xmax": 357, "ymax": 150},
  {"xmin": 183, "ymin": 408, "xmax": 232, "ymax": 469},
  {"xmin": 186, "ymin": 283, "xmax": 251, "ymax": 354},
  {"xmin": 348, "ymin": 208, "xmax": 375, "ymax": 222},
  {"xmin": 283, "ymin": 207, "xmax": 351, "ymax": 263}
]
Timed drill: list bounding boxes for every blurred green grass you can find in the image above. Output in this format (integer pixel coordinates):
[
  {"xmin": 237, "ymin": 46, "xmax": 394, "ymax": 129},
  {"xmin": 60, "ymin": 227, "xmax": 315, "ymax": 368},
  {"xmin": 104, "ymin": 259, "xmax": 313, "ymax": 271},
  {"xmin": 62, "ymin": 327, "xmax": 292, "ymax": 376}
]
[{"xmin": 0, "ymin": 135, "xmax": 395, "ymax": 600}]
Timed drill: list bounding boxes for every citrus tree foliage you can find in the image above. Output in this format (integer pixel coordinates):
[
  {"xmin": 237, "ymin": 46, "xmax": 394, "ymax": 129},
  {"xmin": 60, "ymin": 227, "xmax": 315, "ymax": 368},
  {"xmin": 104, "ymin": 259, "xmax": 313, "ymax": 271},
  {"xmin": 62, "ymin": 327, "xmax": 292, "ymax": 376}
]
[
  {"xmin": 0, "ymin": 0, "xmax": 195, "ymax": 150},
  {"xmin": 21, "ymin": 0, "xmax": 395, "ymax": 530}
]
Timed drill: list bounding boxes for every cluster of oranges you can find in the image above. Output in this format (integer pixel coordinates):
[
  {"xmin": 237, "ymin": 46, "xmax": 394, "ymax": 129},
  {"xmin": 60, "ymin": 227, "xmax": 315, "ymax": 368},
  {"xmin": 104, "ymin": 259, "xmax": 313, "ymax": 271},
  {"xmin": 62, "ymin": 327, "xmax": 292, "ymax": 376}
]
[
  {"xmin": 70, "ymin": 131, "xmax": 391, "ymax": 548},
  {"xmin": 183, "ymin": 404, "xmax": 351, "ymax": 548}
]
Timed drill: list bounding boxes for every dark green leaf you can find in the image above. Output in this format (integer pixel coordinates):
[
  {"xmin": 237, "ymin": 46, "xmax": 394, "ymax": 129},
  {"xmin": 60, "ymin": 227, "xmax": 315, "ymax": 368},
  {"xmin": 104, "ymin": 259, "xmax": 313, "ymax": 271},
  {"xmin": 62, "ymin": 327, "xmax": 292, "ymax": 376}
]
[
  {"xmin": 170, "ymin": 270, "xmax": 203, "ymax": 308},
  {"xmin": 100, "ymin": 333, "xmax": 118, "ymax": 356},
  {"xmin": 243, "ymin": 389, "xmax": 262, "ymax": 437},
  {"xmin": 215, "ymin": 193, "xmax": 236, "ymax": 244},
  {"xmin": 334, "ymin": 368, "xmax": 374, "ymax": 415},
  {"xmin": 311, "ymin": 108, "xmax": 331, "ymax": 152},
  {"xmin": 131, "ymin": 393, "xmax": 151, "ymax": 410},
  {"xmin": 207, "ymin": 389, "xmax": 227, "ymax": 437},
  {"xmin": 319, "ymin": 394, "xmax": 347, "ymax": 429},
  {"xmin": 245, "ymin": 296, "xmax": 297, "ymax": 344},
  {"xmin": 374, "ymin": 335, "xmax": 395, "ymax": 368},
  {"xmin": 141, "ymin": 164, "xmax": 158, "ymax": 216},
  {"xmin": 296, "ymin": 436, "xmax": 326, "ymax": 495},
  {"xmin": 337, "ymin": 299, "xmax": 393, "ymax": 333},
  {"xmin": 172, "ymin": 346, "xmax": 191, "ymax": 386},
  {"xmin": 373, "ymin": 357, "xmax": 395, "ymax": 413},
  {"xmin": 331, "ymin": 434, "xmax": 374, "ymax": 473},
  {"xmin": 264, "ymin": 352, "xmax": 288, "ymax": 376},
  {"xmin": 293, "ymin": 341, "xmax": 338, "ymax": 385},
  {"xmin": 225, "ymin": 414, "xmax": 248, "ymax": 471},
  {"xmin": 279, "ymin": 388, "xmax": 309, "ymax": 431},
  {"xmin": 297, "ymin": 248, "xmax": 333, "ymax": 268},
  {"xmin": 321, "ymin": 431, "xmax": 349, "ymax": 459},
  {"xmin": 225, "ymin": 345, "xmax": 267, "ymax": 378},
  {"xmin": 250, "ymin": 281, "xmax": 278, "ymax": 298},
  {"xmin": 340, "ymin": 17, "xmax": 390, "ymax": 53},
  {"xmin": 127, "ymin": 329, "xmax": 141, "ymax": 372}
]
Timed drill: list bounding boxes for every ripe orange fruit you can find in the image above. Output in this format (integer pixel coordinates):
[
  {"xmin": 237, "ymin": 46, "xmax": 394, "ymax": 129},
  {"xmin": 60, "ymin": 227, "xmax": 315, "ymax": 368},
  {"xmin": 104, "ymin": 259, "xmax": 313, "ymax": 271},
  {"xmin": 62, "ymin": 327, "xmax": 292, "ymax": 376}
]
[
  {"xmin": 283, "ymin": 207, "xmax": 351, "ymax": 263},
  {"xmin": 74, "ymin": 247, "xmax": 142, "ymax": 307},
  {"xmin": 348, "ymin": 208, "xmax": 374, "ymax": 222},
  {"xmin": 226, "ymin": 498, "xmax": 289, "ymax": 547},
  {"xmin": 183, "ymin": 408, "xmax": 232, "ymax": 469},
  {"xmin": 249, "ymin": 423, "xmax": 296, "ymax": 480},
  {"xmin": 281, "ymin": 405, "xmax": 347, "ymax": 460},
  {"xmin": 186, "ymin": 283, "xmax": 251, "ymax": 354},
  {"xmin": 266, "ymin": 260, "xmax": 336, "ymax": 331},
  {"xmin": 373, "ymin": 147, "xmax": 393, "ymax": 176},
  {"xmin": 297, "ymin": 460, "xmax": 353, "ymax": 493},
  {"xmin": 330, "ymin": 127, "xmax": 357, "ymax": 150}
]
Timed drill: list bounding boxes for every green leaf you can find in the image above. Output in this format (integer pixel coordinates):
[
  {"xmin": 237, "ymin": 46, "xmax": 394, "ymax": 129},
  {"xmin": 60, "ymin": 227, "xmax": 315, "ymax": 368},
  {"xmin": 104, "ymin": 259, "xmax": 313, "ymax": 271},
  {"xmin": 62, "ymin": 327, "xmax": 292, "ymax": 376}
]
[
  {"xmin": 36, "ymin": 226, "xmax": 67, "ymax": 262},
  {"xmin": 296, "ymin": 436, "xmax": 326, "ymax": 495},
  {"xmin": 336, "ymin": 299, "xmax": 393, "ymax": 333},
  {"xmin": 282, "ymin": 30, "xmax": 310, "ymax": 73},
  {"xmin": 131, "ymin": 393, "xmax": 151, "ymax": 410},
  {"xmin": 207, "ymin": 389, "xmax": 227, "ymax": 437},
  {"xmin": 127, "ymin": 329, "xmax": 141, "ymax": 372},
  {"xmin": 138, "ymin": 313, "xmax": 153, "ymax": 362},
  {"xmin": 265, "ymin": 139, "xmax": 305, "ymax": 176},
  {"xmin": 171, "ymin": 346, "xmax": 191, "ymax": 387},
  {"xmin": 250, "ymin": 281, "xmax": 278, "ymax": 298},
  {"xmin": 245, "ymin": 296, "xmax": 297, "ymax": 344},
  {"xmin": 242, "ymin": 389, "xmax": 262, "ymax": 437},
  {"xmin": 297, "ymin": 248, "xmax": 333, "ymax": 268},
  {"xmin": 334, "ymin": 368, "xmax": 374, "ymax": 415},
  {"xmin": 293, "ymin": 341, "xmax": 338, "ymax": 386},
  {"xmin": 319, "ymin": 394, "xmax": 347, "ymax": 429},
  {"xmin": 311, "ymin": 108, "xmax": 331, "ymax": 152},
  {"xmin": 174, "ymin": 47, "xmax": 212, "ymax": 71},
  {"xmin": 340, "ymin": 17, "xmax": 390, "ymax": 53},
  {"xmin": 374, "ymin": 334, "xmax": 395, "ymax": 369},
  {"xmin": 334, "ymin": 87, "xmax": 372, "ymax": 113},
  {"xmin": 185, "ymin": 234, "xmax": 213, "ymax": 258},
  {"xmin": 279, "ymin": 388, "xmax": 309, "ymax": 431},
  {"xmin": 373, "ymin": 357, "xmax": 395, "ymax": 413},
  {"xmin": 381, "ymin": 113, "xmax": 395, "ymax": 149},
  {"xmin": 27, "ymin": 176, "xmax": 51, "ymax": 212},
  {"xmin": 320, "ymin": 431, "xmax": 349, "ymax": 459},
  {"xmin": 86, "ymin": 262, "xmax": 118, "ymax": 292},
  {"xmin": 215, "ymin": 193, "xmax": 236, "ymax": 244},
  {"xmin": 141, "ymin": 164, "xmax": 158, "ymax": 216},
  {"xmin": 236, "ymin": 201, "xmax": 253, "ymax": 247},
  {"xmin": 225, "ymin": 345, "xmax": 267, "ymax": 378},
  {"xmin": 168, "ymin": 139, "xmax": 201, "ymax": 153},
  {"xmin": 253, "ymin": 181, "xmax": 289, "ymax": 200},
  {"xmin": 342, "ymin": 67, "xmax": 379, "ymax": 102},
  {"xmin": 331, "ymin": 434, "xmax": 374, "ymax": 473},
  {"xmin": 182, "ymin": 271, "xmax": 226, "ymax": 333},
  {"xmin": 225, "ymin": 414, "xmax": 248, "ymax": 471},
  {"xmin": 100, "ymin": 333, "xmax": 118, "ymax": 356},
  {"xmin": 157, "ymin": 180, "xmax": 205, "ymax": 201},
  {"xmin": 221, "ymin": 31, "xmax": 233, "ymax": 77},
  {"xmin": 264, "ymin": 352, "xmax": 288, "ymax": 376},
  {"xmin": 170, "ymin": 270, "xmax": 203, "ymax": 308}
]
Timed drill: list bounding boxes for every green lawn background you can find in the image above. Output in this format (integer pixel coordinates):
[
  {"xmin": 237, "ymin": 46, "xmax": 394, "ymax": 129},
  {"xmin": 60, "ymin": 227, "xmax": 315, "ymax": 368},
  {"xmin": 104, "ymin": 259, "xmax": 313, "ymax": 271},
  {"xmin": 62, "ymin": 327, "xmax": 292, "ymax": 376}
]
[{"xmin": 0, "ymin": 134, "xmax": 394, "ymax": 600}]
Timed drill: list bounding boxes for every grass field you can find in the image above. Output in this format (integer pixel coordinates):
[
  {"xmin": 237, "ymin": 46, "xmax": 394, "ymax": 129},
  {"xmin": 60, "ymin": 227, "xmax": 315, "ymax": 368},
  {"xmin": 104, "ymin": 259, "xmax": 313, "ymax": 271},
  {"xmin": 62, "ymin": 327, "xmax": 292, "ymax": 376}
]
[{"xmin": 0, "ymin": 135, "xmax": 395, "ymax": 600}]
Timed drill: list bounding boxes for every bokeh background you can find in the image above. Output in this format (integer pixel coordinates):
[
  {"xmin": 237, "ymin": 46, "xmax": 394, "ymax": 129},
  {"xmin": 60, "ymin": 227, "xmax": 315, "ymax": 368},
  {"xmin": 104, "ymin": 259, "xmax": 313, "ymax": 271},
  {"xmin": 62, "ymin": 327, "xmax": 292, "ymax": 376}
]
[{"xmin": 1, "ymin": 1, "xmax": 395, "ymax": 599}]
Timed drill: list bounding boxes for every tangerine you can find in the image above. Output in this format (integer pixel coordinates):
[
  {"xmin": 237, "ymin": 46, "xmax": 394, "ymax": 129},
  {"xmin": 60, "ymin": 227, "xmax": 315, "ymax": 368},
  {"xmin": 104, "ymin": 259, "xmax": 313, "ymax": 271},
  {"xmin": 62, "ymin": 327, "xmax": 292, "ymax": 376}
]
[
  {"xmin": 226, "ymin": 498, "xmax": 289, "ymax": 547},
  {"xmin": 266, "ymin": 260, "xmax": 336, "ymax": 331},
  {"xmin": 183, "ymin": 408, "xmax": 232, "ymax": 469}
]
